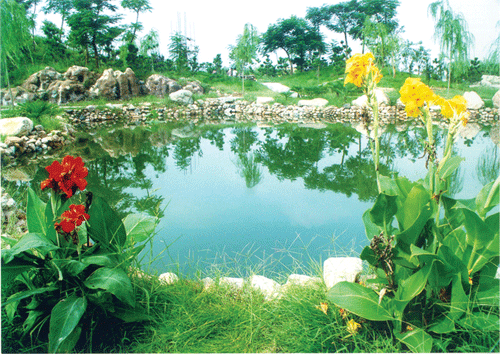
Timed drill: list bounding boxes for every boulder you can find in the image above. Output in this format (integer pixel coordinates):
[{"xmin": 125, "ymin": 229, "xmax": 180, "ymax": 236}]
[
  {"xmin": 182, "ymin": 80, "xmax": 204, "ymax": 95},
  {"xmin": 352, "ymin": 89, "xmax": 389, "ymax": 107},
  {"xmin": 159, "ymin": 272, "xmax": 179, "ymax": 284},
  {"xmin": 46, "ymin": 80, "xmax": 86, "ymax": 104},
  {"xmin": 323, "ymin": 257, "xmax": 363, "ymax": 289},
  {"xmin": 249, "ymin": 275, "xmax": 281, "ymax": 300},
  {"xmin": 463, "ymin": 91, "xmax": 484, "ymax": 109},
  {"xmin": 145, "ymin": 74, "xmax": 181, "ymax": 97},
  {"xmin": 219, "ymin": 277, "xmax": 244, "ymax": 289},
  {"xmin": 297, "ymin": 98, "xmax": 328, "ymax": 107},
  {"xmin": 480, "ymin": 75, "xmax": 500, "ymax": 88},
  {"xmin": 22, "ymin": 67, "xmax": 62, "ymax": 92},
  {"xmin": 89, "ymin": 68, "xmax": 119, "ymax": 100},
  {"xmin": 256, "ymin": 97, "xmax": 274, "ymax": 105},
  {"xmin": 493, "ymin": 90, "xmax": 500, "ymax": 108},
  {"xmin": 1, "ymin": 87, "xmax": 36, "ymax": 106},
  {"xmin": 169, "ymin": 89, "xmax": 193, "ymax": 105},
  {"xmin": 115, "ymin": 68, "xmax": 140, "ymax": 100},
  {"xmin": 63, "ymin": 65, "xmax": 95, "ymax": 84},
  {"xmin": 283, "ymin": 274, "xmax": 322, "ymax": 287},
  {"xmin": 0, "ymin": 117, "xmax": 33, "ymax": 137},
  {"xmin": 458, "ymin": 122, "xmax": 481, "ymax": 140}
]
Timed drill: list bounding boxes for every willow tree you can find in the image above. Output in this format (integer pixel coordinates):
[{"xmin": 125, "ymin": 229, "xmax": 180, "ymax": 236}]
[
  {"xmin": 0, "ymin": 0, "xmax": 32, "ymax": 104},
  {"xmin": 428, "ymin": 0, "xmax": 474, "ymax": 91},
  {"xmin": 121, "ymin": 0, "xmax": 152, "ymax": 42},
  {"xmin": 229, "ymin": 23, "xmax": 260, "ymax": 95}
]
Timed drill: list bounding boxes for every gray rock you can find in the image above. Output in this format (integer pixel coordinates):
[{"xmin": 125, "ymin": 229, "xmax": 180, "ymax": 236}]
[
  {"xmin": 463, "ymin": 91, "xmax": 484, "ymax": 109},
  {"xmin": 493, "ymin": 90, "xmax": 500, "ymax": 108},
  {"xmin": 297, "ymin": 98, "xmax": 329, "ymax": 107},
  {"xmin": 169, "ymin": 89, "xmax": 193, "ymax": 105}
]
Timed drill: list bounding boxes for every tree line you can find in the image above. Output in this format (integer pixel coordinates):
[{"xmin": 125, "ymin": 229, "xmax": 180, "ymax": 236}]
[{"xmin": 2, "ymin": 0, "xmax": 499, "ymax": 89}]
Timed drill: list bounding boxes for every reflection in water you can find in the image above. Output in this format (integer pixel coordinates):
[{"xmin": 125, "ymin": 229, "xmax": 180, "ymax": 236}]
[{"xmin": 2, "ymin": 122, "xmax": 498, "ymax": 275}]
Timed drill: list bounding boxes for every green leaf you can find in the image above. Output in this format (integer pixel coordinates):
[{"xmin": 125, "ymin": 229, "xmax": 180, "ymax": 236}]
[
  {"xmin": 428, "ymin": 316, "xmax": 456, "ymax": 334},
  {"xmin": 360, "ymin": 245, "xmax": 377, "ymax": 266},
  {"xmin": 369, "ymin": 193, "xmax": 397, "ymax": 227},
  {"xmin": 27, "ymin": 187, "xmax": 47, "ymax": 235},
  {"xmin": 458, "ymin": 312, "xmax": 500, "ymax": 331},
  {"xmin": 123, "ymin": 213, "xmax": 157, "ymax": 245},
  {"xmin": 53, "ymin": 259, "xmax": 89, "ymax": 276},
  {"xmin": 84, "ymin": 267, "xmax": 135, "ymax": 307},
  {"xmin": 476, "ymin": 284, "xmax": 500, "ymax": 307},
  {"xmin": 3, "ymin": 286, "xmax": 58, "ymax": 307},
  {"xmin": 449, "ymin": 274, "xmax": 468, "ymax": 321},
  {"xmin": 81, "ymin": 254, "xmax": 119, "ymax": 268},
  {"xmin": 362, "ymin": 209, "xmax": 382, "ymax": 240},
  {"xmin": 113, "ymin": 304, "xmax": 151, "ymax": 323},
  {"xmin": 326, "ymin": 281, "xmax": 394, "ymax": 321},
  {"xmin": 2, "ymin": 233, "xmax": 59, "ymax": 263},
  {"xmin": 48, "ymin": 295, "xmax": 87, "ymax": 354},
  {"xmin": 395, "ymin": 327, "xmax": 433, "ymax": 353},
  {"xmin": 23, "ymin": 310, "xmax": 45, "ymax": 333},
  {"xmin": 462, "ymin": 208, "xmax": 495, "ymax": 249},
  {"xmin": 438, "ymin": 156, "xmax": 464, "ymax": 180},
  {"xmin": 400, "ymin": 185, "xmax": 431, "ymax": 230},
  {"xmin": 396, "ymin": 262, "xmax": 433, "ymax": 302},
  {"xmin": 476, "ymin": 177, "xmax": 499, "ymax": 218},
  {"xmin": 87, "ymin": 196, "xmax": 127, "ymax": 251},
  {"xmin": 1, "ymin": 260, "xmax": 34, "ymax": 289}
]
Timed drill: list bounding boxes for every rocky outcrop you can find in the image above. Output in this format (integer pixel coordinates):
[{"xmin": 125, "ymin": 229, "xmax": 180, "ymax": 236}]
[
  {"xmin": 46, "ymin": 80, "xmax": 87, "ymax": 104},
  {"xmin": 169, "ymin": 89, "xmax": 193, "ymax": 105},
  {"xmin": 0, "ymin": 117, "xmax": 33, "ymax": 137},
  {"xmin": 22, "ymin": 67, "xmax": 62, "ymax": 92},
  {"xmin": 182, "ymin": 80, "xmax": 204, "ymax": 95},
  {"xmin": 64, "ymin": 65, "xmax": 97, "ymax": 84},
  {"xmin": 145, "ymin": 74, "xmax": 181, "ymax": 97}
]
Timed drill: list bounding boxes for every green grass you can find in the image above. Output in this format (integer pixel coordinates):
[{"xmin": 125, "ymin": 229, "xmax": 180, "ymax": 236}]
[{"xmin": 1, "ymin": 101, "xmax": 65, "ymax": 131}]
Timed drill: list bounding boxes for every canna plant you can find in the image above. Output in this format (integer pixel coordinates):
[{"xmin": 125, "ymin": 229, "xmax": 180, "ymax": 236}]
[
  {"xmin": 1, "ymin": 155, "xmax": 158, "ymax": 353},
  {"xmin": 328, "ymin": 57, "xmax": 499, "ymax": 352}
]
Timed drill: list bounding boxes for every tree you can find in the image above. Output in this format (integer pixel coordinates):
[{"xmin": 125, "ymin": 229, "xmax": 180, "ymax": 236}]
[
  {"xmin": 41, "ymin": 20, "xmax": 66, "ymax": 59},
  {"xmin": 262, "ymin": 16, "xmax": 325, "ymax": 74},
  {"xmin": 67, "ymin": 0, "xmax": 123, "ymax": 69},
  {"xmin": 213, "ymin": 53, "xmax": 223, "ymax": 74},
  {"xmin": 229, "ymin": 23, "xmax": 260, "ymax": 94},
  {"xmin": 168, "ymin": 32, "xmax": 189, "ymax": 73},
  {"xmin": 43, "ymin": 0, "xmax": 73, "ymax": 36},
  {"xmin": 121, "ymin": 0, "xmax": 152, "ymax": 42},
  {"xmin": 140, "ymin": 29, "xmax": 160, "ymax": 71},
  {"xmin": 1, "ymin": 0, "xmax": 32, "ymax": 101},
  {"xmin": 428, "ymin": 0, "xmax": 474, "ymax": 91}
]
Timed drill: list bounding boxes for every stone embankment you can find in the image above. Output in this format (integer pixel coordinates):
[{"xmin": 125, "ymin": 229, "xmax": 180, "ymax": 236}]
[{"xmin": 65, "ymin": 98, "xmax": 498, "ymax": 128}]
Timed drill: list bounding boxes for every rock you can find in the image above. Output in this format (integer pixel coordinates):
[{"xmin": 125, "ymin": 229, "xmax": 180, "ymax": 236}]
[
  {"xmin": 352, "ymin": 89, "xmax": 389, "ymax": 107},
  {"xmin": 115, "ymin": 68, "xmax": 140, "ymax": 100},
  {"xmin": 22, "ymin": 67, "xmax": 62, "ymax": 92},
  {"xmin": 182, "ymin": 80, "xmax": 204, "ymax": 95},
  {"xmin": 159, "ymin": 272, "xmax": 179, "ymax": 284},
  {"xmin": 256, "ymin": 97, "xmax": 274, "ymax": 105},
  {"xmin": 297, "ymin": 122, "xmax": 327, "ymax": 129},
  {"xmin": 169, "ymin": 89, "xmax": 193, "ymax": 105},
  {"xmin": 284, "ymin": 274, "xmax": 322, "ymax": 287},
  {"xmin": 202, "ymin": 277, "xmax": 215, "ymax": 289},
  {"xmin": 63, "ymin": 65, "xmax": 96, "ymax": 84},
  {"xmin": 463, "ymin": 91, "xmax": 484, "ymax": 109},
  {"xmin": 47, "ymin": 79, "xmax": 87, "ymax": 104},
  {"xmin": 493, "ymin": 90, "xmax": 500, "ymax": 108},
  {"xmin": 490, "ymin": 124, "xmax": 500, "ymax": 146},
  {"xmin": 1, "ymin": 87, "xmax": 36, "ymax": 106},
  {"xmin": 297, "ymin": 98, "xmax": 329, "ymax": 107},
  {"xmin": 145, "ymin": 74, "xmax": 181, "ymax": 97},
  {"xmin": 219, "ymin": 277, "xmax": 244, "ymax": 289},
  {"xmin": 354, "ymin": 122, "xmax": 386, "ymax": 139},
  {"xmin": 89, "ymin": 68, "xmax": 119, "ymax": 100},
  {"xmin": 458, "ymin": 122, "xmax": 481, "ymax": 140},
  {"xmin": 323, "ymin": 257, "xmax": 363, "ymax": 289},
  {"xmin": 262, "ymin": 82, "xmax": 292, "ymax": 93},
  {"xmin": 249, "ymin": 275, "xmax": 281, "ymax": 300},
  {"xmin": 480, "ymin": 75, "xmax": 500, "ymax": 88},
  {"xmin": 0, "ymin": 117, "xmax": 33, "ymax": 137}
]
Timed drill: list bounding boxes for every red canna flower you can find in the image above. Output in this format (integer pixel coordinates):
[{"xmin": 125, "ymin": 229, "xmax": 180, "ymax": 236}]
[
  {"xmin": 41, "ymin": 156, "xmax": 88, "ymax": 198},
  {"xmin": 55, "ymin": 204, "xmax": 90, "ymax": 234}
]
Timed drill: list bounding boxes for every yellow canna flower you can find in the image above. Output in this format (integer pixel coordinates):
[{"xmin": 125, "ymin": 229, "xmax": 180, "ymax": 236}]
[
  {"xmin": 346, "ymin": 319, "xmax": 361, "ymax": 335},
  {"xmin": 344, "ymin": 53, "xmax": 382, "ymax": 88},
  {"xmin": 399, "ymin": 78, "xmax": 438, "ymax": 117},
  {"xmin": 316, "ymin": 302, "xmax": 328, "ymax": 315},
  {"xmin": 438, "ymin": 95, "xmax": 467, "ymax": 119}
]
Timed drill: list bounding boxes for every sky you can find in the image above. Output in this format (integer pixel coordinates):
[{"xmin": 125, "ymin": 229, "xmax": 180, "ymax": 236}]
[{"xmin": 40, "ymin": 0, "xmax": 499, "ymax": 66}]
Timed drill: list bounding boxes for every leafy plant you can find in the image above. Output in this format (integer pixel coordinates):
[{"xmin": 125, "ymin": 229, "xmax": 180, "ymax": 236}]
[
  {"xmin": 327, "ymin": 56, "xmax": 499, "ymax": 353},
  {"xmin": 1, "ymin": 155, "xmax": 158, "ymax": 353}
]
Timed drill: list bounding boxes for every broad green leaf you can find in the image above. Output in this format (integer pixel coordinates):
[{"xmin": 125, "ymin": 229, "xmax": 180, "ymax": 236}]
[
  {"xmin": 360, "ymin": 245, "xmax": 377, "ymax": 266},
  {"xmin": 438, "ymin": 156, "xmax": 464, "ymax": 180},
  {"xmin": 84, "ymin": 267, "xmax": 135, "ymax": 307},
  {"xmin": 2, "ymin": 233, "xmax": 59, "ymax": 263},
  {"xmin": 370, "ymin": 193, "xmax": 397, "ymax": 228},
  {"xmin": 476, "ymin": 177, "xmax": 499, "ymax": 218},
  {"xmin": 449, "ymin": 275, "xmax": 468, "ymax": 321},
  {"xmin": 438, "ymin": 245, "xmax": 468, "ymax": 280},
  {"xmin": 441, "ymin": 196, "xmax": 466, "ymax": 231},
  {"xmin": 475, "ymin": 284, "xmax": 500, "ymax": 307},
  {"xmin": 400, "ymin": 185, "xmax": 431, "ymax": 230},
  {"xmin": 395, "ymin": 327, "xmax": 433, "ymax": 353},
  {"xmin": 326, "ymin": 281, "xmax": 394, "ymax": 321},
  {"xmin": 81, "ymin": 254, "xmax": 119, "ymax": 268},
  {"xmin": 428, "ymin": 316, "xmax": 456, "ymax": 334},
  {"xmin": 53, "ymin": 259, "xmax": 89, "ymax": 276},
  {"xmin": 1, "ymin": 236, "xmax": 18, "ymax": 247},
  {"xmin": 458, "ymin": 312, "xmax": 500, "ymax": 331},
  {"xmin": 113, "ymin": 304, "xmax": 151, "ymax": 323},
  {"xmin": 379, "ymin": 175, "xmax": 414, "ymax": 199},
  {"xmin": 44, "ymin": 201, "xmax": 57, "ymax": 244},
  {"xmin": 56, "ymin": 325, "xmax": 82, "ymax": 354},
  {"xmin": 27, "ymin": 187, "xmax": 47, "ymax": 235},
  {"xmin": 3, "ymin": 286, "xmax": 58, "ymax": 307},
  {"xmin": 409, "ymin": 244, "xmax": 439, "ymax": 265},
  {"xmin": 48, "ymin": 295, "xmax": 87, "ymax": 354},
  {"xmin": 462, "ymin": 208, "xmax": 495, "ymax": 249},
  {"xmin": 123, "ymin": 213, "xmax": 157, "ymax": 244},
  {"xmin": 396, "ymin": 262, "xmax": 433, "ymax": 302},
  {"xmin": 87, "ymin": 196, "xmax": 127, "ymax": 251},
  {"xmin": 1, "ymin": 260, "xmax": 34, "ymax": 289},
  {"xmin": 23, "ymin": 310, "xmax": 45, "ymax": 333},
  {"xmin": 362, "ymin": 209, "xmax": 382, "ymax": 240},
  {"xmin": 477, "ymin": 256, "xmax": 500, "ymax": 293}
]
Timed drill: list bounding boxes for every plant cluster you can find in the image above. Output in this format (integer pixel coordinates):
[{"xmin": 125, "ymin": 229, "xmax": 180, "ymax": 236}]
[
  {"xmin": 1, "ymin": 155, "xmax": 158, "ymax": 353},
  {"xmin": 328, "ymin": 53, "xmax": 499, "ymax": 352}
]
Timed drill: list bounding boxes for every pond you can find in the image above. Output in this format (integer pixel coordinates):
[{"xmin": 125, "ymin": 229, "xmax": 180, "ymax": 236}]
[{"xmin": 3, "ymin": 121, "xmax": 498, "ymax": 277}]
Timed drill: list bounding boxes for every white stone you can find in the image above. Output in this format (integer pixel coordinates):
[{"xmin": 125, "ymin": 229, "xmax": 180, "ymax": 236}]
[
  {"xmin": 463, "ymin": 91, "xmax": 484, "ymax": 109},
  {"xmin": 297, "ymin": 98, "xmax": 329, "ymax": 107},
  {"xmin": 496, "ymin": 267, "xmax": 500, "ymax": 280},
  {"xmin": 352, "ymin": 89, "xmax": 389, "ymax": 107},
  {"xmin": 249, "ymin": 275, "xmax": 281, "ymax": 300},
  {"xmin": 169, "ymin": 89, "xmax": 193, "ymax": 105},
  {"xmin": 159, "ymin": 272, "xmax": 179, "ymax": 284},
  {"xmin": 323, "ymin": 257, "xmax": 363, "ymax": 289},
  {"xmin": 262, "ymin": 82, "xmax": 292, "ymax": 93},
  {"xmin": 493, "ymin": 90, "xmax": 500, "ymax": 108},
  {"xmin": 0, "ymin": 117, "xmax": 33, "ymax": 137},
  {"xmin": 458, "ymin": 122, "xmax": 481, "ymax": 140},
  {"xmin": 354, "ymin": 122, "xmax": 386, "ymax": 139},
  {"xmin": 285, "ymin": 274, "xmax": 322, "ymax": 287},
  {"xmin": 256, "ymin": 97, "xmax": 274, "ymax": 105},
  {"xmin": 480, "ymin": 75, "xmax": 500, "ymax": 88},
  {"xmin": 202, "ymin": 277, "xmax": 215, "ymax": 289},
  {"xmin": 219, "ymin": 277, "xmax": 244, "ymax": 289}
]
